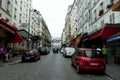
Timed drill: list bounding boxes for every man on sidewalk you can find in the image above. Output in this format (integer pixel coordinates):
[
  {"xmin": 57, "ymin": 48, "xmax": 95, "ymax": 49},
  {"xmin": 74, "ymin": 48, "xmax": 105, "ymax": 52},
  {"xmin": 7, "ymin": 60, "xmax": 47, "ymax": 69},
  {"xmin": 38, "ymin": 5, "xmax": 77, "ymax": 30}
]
[
  {"xmin": 0, "ymin": 45, "xmax": 6, "ymax": 63},
  {"xmin": 102, "ymin": 45, "xmax": 108, "ymax": 64}
]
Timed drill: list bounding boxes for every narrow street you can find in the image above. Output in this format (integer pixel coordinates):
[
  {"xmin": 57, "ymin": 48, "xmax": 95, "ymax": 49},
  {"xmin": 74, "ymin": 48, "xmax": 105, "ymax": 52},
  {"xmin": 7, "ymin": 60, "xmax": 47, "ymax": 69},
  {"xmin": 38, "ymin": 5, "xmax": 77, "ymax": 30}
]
[{"xmin": 0, "ymin": 52, "xmax": 113, "ymax": 80}]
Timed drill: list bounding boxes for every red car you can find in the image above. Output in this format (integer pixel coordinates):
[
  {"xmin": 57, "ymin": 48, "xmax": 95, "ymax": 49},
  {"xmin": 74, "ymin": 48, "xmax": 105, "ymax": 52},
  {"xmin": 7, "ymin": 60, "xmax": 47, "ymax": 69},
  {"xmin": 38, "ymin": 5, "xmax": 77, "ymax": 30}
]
[{"xmin": 71, "ymin": 48, "xmax": 106, "ymax": 74}]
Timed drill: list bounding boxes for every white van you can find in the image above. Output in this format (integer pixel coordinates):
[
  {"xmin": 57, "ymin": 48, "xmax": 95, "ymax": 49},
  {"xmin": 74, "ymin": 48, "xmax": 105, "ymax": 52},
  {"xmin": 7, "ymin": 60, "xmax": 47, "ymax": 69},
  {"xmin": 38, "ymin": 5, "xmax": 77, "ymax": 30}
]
[{"xmin": 63, "ymin": 47, "xmax": 75, "ymax": 57}]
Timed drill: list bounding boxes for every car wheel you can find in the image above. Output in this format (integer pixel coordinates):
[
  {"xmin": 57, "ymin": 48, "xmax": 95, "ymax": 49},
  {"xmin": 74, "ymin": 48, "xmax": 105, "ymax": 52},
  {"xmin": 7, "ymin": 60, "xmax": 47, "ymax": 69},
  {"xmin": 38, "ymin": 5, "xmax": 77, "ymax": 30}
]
[
  {"xmin": 71, "ymin": 61, "xmax": 74, "ymax": 67},
  {"xmin": 21, "ymin": 57, "xmax": 25, "ymax": 62},
  {"xmin": 114, "ymin": 57, "xmax": 118, "ymax": 63},
  {"xmin": 34, "ymin": 57, "xmax": 37, "ymax": 62},
  {"xmin": 100, "ymin": 70, "xmax": 105, "ymax": 74},
  {"xmin": 76, "ymin": 65, "xmax": 80, "ymax": 73}
]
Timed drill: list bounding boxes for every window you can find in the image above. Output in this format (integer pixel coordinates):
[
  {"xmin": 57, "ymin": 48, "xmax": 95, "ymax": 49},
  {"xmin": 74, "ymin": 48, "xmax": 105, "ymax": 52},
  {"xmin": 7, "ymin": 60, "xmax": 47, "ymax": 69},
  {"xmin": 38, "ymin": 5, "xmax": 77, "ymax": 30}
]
[
  {"xmin": 7, "ymin": 1, "xmax": 10, "ymax": 13},
  {"xmin": 110, "ymin": 13, "xmax": 115, "ymax": 23},
  {"xmin": 94, "ymin": 10, "xmax": 97, "ymax": 21},
  {"xmin": 101, "ymin": 20, "xmax": 104, "ymax": 27},
  {"xmin": 84, "ymin": 50, "xmax": 103, "ymax": 58},
  {"xmin": 0, "ymin": 0, "xmax": 2, "ymax": 6},
  {"xmin": 14, "ymin": 8, "xmax": 17, "ymax": 19},
  {"xmin": 75, "ymin": 50, "xmax": 81, "ymax": 56},
  {"xmin": 15, "ymin": 0, "xmax": 17, "ymax": 5}
]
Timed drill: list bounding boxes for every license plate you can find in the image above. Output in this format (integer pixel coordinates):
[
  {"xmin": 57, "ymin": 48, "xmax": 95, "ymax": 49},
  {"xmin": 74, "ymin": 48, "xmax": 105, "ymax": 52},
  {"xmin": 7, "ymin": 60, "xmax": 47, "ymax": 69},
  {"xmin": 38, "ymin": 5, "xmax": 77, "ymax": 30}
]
[
  {"xmin": 90, "ymin": 63, "xmax": 99, "ymax": 65},
  {"xmin": 26, "ymin": 57, "xmax": 30, "ymax": 59}
]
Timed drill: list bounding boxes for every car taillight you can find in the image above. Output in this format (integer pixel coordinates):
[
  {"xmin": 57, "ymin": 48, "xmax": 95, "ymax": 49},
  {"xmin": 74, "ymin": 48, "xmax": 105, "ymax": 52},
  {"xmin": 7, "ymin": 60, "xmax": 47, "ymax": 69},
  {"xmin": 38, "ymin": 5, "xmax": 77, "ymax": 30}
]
[{"xmin": 31, "ymin": 53, "xmax": 35, "ymax": 57}]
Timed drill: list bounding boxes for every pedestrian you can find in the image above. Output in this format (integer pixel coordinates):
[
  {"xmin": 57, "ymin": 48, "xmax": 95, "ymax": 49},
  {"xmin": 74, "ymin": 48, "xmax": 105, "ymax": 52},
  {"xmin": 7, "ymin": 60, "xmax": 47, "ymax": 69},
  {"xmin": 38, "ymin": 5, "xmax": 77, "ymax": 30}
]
[
  {"xmin": 0, "ymin": 45, "xmax": 6, "ymax": 63},
  {"xmin": 102, "ymin": 45, "xmax": 108, "ymax": 64},
  {"xmin": 5, "ymin": 52, "xmax": 9, "ymax": 62},
  {"xmin": 7, "ymin": 48, "xmax": 12, "ymax": 62}
]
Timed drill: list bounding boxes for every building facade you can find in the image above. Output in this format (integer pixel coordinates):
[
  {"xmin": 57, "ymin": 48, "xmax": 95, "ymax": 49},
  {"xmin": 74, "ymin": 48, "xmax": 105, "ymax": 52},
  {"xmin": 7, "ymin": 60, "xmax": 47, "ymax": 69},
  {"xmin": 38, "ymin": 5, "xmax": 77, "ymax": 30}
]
[
  {"xmin": 0, "ymin": 0, "xmax": 51, "ymax": 53},
  {"xmin": 63, "ymin": 0, "xmax": 120, "ymax": 63}
]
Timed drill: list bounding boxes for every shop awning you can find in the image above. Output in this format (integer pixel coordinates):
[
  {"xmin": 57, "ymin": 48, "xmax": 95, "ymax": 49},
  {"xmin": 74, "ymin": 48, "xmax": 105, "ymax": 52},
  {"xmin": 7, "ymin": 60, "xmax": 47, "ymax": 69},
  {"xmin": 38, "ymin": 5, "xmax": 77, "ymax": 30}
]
[
  {"xmin": 19, "ymin": 29, "xmax": 33, "ymax": 39},
  {"xmin": 107, "ymin": 32, "xmax": 120, "ymax": 42},
  {"xmin": 112, "ymin": 0, "xmax": 120, "ymax": 11},
  {"xmin": 10, "ymin": 31, "xmax": 23, "ymax": 43},
  {"xmin": 0, "ymin": 23, "xmax": 15, "ymax": 34},
  {"xmin": 89, "ymin": 25, "xmax": 120, "ymax": 40}
]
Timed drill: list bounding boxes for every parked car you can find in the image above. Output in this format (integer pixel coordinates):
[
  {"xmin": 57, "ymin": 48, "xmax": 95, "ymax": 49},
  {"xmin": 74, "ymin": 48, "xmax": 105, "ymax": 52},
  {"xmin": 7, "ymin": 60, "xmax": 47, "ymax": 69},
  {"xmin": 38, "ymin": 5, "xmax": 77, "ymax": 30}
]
[
  {"xmin": 71, "ymin": 48, "xmax": 106, "ymax": 74},
  {"xmin": 38, "ymin": 47, "xmax": 48, "ymax": 55},
  {"xmin": 63, "ymin": 47, "xmax": 75, "ymax": 57},
  {"xmin": 45, "ymin": 47, "xmax": 50, "ymax": 54},
  {"xmin": 60, "ymin": 47, "xmax": 65, "ymax": 54},
  {"xmin": 22, "ymin": 49, "xmax": 40, "ymax": 62}
]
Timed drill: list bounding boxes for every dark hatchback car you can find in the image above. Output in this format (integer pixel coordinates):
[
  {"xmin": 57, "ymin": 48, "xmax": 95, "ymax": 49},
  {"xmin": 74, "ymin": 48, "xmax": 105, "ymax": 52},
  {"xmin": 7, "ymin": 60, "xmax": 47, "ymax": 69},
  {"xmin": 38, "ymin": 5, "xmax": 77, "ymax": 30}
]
[
  {"xmin": 22, "ymin": 49, "xmax": 40, "ymax": 62},
  {"xmin": 38, "ymin": 47, "xmax": 48, "ymax": 55},
  {"xmin": 71, "ymin": 48, "xmax": 106, "ymax": 74}
]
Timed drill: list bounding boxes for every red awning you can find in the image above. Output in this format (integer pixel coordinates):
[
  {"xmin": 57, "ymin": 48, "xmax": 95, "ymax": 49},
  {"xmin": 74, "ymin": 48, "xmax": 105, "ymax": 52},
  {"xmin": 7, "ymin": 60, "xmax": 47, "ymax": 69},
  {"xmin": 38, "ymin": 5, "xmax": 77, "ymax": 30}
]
[
  {"xmin": 10, "ymin": 31, "xmax": 23, "ymax": 43},
  {"xmin": 0, "ymin": 23, "xmax": 15, "ymax": 34},
  {"xmin": 89, "ymin": 26, "xmax": 120, "ymax": 40}
]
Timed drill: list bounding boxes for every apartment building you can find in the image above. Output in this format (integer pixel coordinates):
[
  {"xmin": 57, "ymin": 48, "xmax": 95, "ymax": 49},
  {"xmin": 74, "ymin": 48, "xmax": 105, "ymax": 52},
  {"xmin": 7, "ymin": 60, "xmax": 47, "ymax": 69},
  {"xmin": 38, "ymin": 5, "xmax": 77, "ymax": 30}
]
[
  {"xmin": 63, "ymin": 0, "xmax": 120, "ymax": 63},
  {"xmin": 0, "ymin": 0, "xmax": 12, "ymax": 22},
  {"xmin": 61, "ymin": 28, "xmax": 66, "ymax": 45},
  {"xmin": 0, "ymin": 0, "xmax": 24, "ymax": 52},
  {"xmin": 0, "ymin": 0, "xmax": 51, "ymax": 50}
]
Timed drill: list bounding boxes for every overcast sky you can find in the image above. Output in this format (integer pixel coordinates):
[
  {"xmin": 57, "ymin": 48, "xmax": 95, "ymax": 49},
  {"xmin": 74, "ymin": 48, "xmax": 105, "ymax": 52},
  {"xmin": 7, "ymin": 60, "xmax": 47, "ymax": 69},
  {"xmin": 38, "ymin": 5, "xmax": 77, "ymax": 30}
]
[{"xmin": 32, "ymin": 0, "xmax": 74, "ymax": 38}]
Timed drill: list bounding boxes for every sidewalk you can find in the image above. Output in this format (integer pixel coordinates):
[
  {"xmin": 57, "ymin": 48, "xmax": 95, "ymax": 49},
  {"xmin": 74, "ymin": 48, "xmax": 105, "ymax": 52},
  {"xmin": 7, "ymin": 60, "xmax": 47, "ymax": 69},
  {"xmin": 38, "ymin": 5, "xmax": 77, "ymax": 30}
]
[
  {"xmin": 106, "ymin": 63, "xmax": 120, "ymax": 80},
  {"xmin": 105, "ymin": 55, "xmax": 120, "ymax": 80},
  {"xmin": 0, "ymin": 55, "xmax": 22, "ymax": 67}
]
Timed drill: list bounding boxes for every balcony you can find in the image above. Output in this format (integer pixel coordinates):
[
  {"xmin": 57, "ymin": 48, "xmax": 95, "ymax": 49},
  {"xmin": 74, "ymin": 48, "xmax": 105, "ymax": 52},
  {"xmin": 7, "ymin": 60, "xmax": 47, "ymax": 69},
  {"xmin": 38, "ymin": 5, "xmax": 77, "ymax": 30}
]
[
  {"xmin": 99, "ymin": 9, "xmax": 104, "ymax": 16},
  {"xmin": 112, "ymin": 0, "xmax": 120, "ymax": 11}
]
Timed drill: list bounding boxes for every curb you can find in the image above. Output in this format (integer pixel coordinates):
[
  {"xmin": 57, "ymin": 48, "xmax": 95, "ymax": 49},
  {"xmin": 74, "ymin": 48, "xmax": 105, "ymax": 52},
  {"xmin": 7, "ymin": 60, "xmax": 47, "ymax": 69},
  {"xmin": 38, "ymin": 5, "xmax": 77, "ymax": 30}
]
[
  {"xmin": 8, "ymin": 60, "xmax": 21, "ymax": 65},
  {"xmin": 105, "ymin": 73, "xmax": 116, "ymax": 80},
  {"xmin": 0, "ymin": 59, "xmax": 21, "ymax": 67}
]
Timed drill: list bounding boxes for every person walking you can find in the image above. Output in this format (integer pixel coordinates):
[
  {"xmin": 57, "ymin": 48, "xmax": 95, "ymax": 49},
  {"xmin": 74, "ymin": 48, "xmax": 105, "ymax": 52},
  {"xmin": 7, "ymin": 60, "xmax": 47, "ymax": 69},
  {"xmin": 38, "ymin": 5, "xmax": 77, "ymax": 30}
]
[
  {"xmin": 0, "ymin": 45, "xmax": 6, "ymax": 63},
  {"xmin": 7, "ymin": 48, "xmax": 12, "ymax": 62},
  {"xmin": 9, "ymin": 48, "xmax": 12, "ymax": 62},
  {"xmin": 102, "ymin": 45, "xmax": 108, "ymax": 64},
  {"xmin": 5, "ymin": 52, "xmax": 9, "ymax": 62}
]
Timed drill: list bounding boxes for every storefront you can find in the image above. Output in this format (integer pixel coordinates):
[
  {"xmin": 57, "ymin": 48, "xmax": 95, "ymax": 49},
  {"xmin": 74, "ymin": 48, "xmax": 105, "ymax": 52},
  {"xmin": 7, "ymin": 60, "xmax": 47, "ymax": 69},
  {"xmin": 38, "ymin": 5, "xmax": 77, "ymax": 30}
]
[
  {"xmin": 0, "ymin": 17, "xmax": 23, "ymax": 50},
  {"xmin": 107, "ymin": 32, "xmax": 120, "ymax": 63},
  {"xmin": 87, "ymin": 24, "xmax": 120, "ymax": 48}
]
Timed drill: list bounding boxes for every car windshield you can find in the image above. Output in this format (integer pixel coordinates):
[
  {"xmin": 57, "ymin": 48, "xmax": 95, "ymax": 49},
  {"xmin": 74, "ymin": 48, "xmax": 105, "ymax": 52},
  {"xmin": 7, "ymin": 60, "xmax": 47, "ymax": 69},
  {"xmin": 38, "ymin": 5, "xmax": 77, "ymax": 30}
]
[
  {"xmin": 84, "ymin": 50, "xmax": 103, "ymax": 58},
  {"xmin": 41, "ymin": 48, "xmax": 46, "ymax": 51}
]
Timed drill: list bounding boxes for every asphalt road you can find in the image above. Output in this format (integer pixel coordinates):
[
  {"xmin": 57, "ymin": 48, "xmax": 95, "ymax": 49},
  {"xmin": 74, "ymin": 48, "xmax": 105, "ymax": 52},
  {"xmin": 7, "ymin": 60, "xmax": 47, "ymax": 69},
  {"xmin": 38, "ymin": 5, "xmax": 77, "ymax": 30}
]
[{"xmin": 0, "ymin": 52, "xmax": 112, "ymax": 80}]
